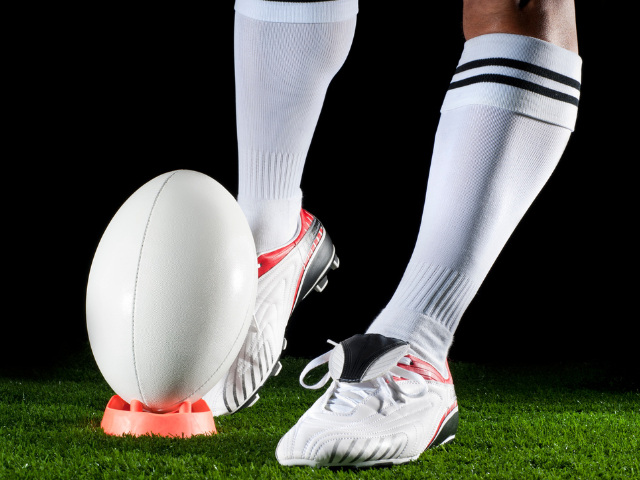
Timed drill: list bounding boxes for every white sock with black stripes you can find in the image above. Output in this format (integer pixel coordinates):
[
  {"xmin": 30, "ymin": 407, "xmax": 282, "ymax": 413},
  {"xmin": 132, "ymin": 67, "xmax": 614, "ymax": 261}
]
[
  {"xmin": 367, "ymin": 34, "xmax": 582, "ymax": 375},
  {"xmin": 235, "ymin": 0, "xmax": 357, "ymax": 254}
]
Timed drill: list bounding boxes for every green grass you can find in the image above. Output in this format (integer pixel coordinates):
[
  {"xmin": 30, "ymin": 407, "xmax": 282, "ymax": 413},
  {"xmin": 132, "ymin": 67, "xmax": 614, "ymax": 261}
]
[{"xmin": 1, "ymin": 345, "xmax": 638, "ymax": 479}]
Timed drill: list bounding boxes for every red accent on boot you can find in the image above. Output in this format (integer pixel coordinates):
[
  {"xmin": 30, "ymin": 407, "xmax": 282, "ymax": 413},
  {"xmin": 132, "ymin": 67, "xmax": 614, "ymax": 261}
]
[
  {"xmin": 257, "ymin": 209, "xmax": 315, "ymax": 278},
  {"xmin": 426, "ymin": 401, "xmax": 458, "ymax": 448},
  {"xmin": 395, "ymin": 355, "xmax": 454, "ymax": 385}
]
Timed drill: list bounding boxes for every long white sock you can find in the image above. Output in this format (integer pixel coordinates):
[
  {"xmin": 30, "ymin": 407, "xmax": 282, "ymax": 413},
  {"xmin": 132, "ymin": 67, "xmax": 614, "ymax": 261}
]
[
  {"xmin": 234, "ymin": 0, "xmax": 357, "ymax": 254},
  {"xmin": 367, "ymin": 34, "xmax": 582, "ymax": 374}
]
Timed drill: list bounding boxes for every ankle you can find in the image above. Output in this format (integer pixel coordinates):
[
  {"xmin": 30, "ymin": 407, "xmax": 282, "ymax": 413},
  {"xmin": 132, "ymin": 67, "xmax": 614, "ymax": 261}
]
[
  {"xmin": 367, "ymin": 306, "xmax": 453, "ymax": 378},
  {"xmin": 238, "ymin": 194, "xmax": 302, "ymax": 254}
]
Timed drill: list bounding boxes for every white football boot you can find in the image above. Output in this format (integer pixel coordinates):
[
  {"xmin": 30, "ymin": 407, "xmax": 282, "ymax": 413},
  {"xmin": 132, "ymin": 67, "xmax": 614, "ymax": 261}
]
[
  {"xmin": 203, "ymin": 209, "xmax": 339, "ymax": 415},
  {"xmin": 276, "ymin": 333, "xmax": 458, "ymax": 467}
]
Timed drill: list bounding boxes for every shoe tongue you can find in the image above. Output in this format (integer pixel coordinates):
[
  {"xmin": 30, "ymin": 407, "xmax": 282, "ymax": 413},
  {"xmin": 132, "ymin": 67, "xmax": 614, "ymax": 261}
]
[{"xmin": 329, "ymin": 334, "xmax": 409, "ymax": 383}]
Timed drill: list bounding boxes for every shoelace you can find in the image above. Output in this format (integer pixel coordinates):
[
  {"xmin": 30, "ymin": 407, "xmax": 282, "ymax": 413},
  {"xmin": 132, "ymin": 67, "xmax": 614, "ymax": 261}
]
[{"xmin": 299, "ymin": 340, "xmax": 429, "ymax": 413}]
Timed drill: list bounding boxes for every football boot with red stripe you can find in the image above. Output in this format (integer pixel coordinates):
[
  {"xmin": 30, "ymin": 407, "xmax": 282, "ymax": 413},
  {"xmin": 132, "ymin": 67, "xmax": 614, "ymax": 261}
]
[
  {"xmin": 203, "ymin": 209, "xmax": 339, "ymax": 415},
  {"xmin": 276, "ymin": 333, "xmax": 458, "ymax": 467}
]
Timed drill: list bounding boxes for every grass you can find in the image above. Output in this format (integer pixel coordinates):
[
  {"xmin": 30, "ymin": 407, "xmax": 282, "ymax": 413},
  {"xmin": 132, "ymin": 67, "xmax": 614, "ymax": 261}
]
[{"xmin": 1, "ymin": 345, "xmax": 638, "ymax": 479}]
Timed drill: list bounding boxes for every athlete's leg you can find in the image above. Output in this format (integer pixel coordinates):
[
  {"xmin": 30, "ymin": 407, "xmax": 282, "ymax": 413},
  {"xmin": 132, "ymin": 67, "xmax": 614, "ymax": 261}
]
[
  {"xmin": 203, "ymin": 0, "xmax": 356, "ymax": 415},
  {"xmin": 463, "ymin": 0, "xmax": 578, "ymax": 53},
  {"xmin": 277, "ymin": 0, "xmax": 581, "ymax": 467},
  {"xmin": 235, "ymin": 0, "xmax": 357, "ymax": 254},
  {"xmin": 367, "ymin": 0, "xmax": 581, "ymax": 375}
]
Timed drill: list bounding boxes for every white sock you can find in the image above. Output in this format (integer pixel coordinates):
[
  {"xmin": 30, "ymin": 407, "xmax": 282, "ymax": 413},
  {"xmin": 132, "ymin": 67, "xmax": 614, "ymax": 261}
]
[
  {"xmin": 367, "ymin": 34, "xmax": 582, "ymax": 374},
  {"xmin": 234, "ymin": 0, "xmax": 357, "ymax": 254}
]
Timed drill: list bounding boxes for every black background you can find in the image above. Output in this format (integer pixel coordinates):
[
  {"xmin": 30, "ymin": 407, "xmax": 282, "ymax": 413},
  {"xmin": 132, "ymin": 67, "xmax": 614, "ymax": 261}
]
[{"xmin": 6, "ymin": 3, "xmax": 632, "ymax": 370}]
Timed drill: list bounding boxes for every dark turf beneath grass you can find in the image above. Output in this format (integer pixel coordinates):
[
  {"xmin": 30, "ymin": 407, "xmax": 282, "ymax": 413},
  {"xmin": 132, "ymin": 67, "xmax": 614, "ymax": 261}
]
[{"xmin": 1, "ymin": 345, "xmax": 638, "ymax": 479}]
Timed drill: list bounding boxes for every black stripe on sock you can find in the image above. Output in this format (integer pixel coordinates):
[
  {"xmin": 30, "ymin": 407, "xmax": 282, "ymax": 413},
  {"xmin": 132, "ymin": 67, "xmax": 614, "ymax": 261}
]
[
  {"xmin": 448, "ymin": 73, "xmax": 579, "ymax": 106},
  {"xmin": 455, "ymin": 58, "xmax": 581, "ymax": 91}
]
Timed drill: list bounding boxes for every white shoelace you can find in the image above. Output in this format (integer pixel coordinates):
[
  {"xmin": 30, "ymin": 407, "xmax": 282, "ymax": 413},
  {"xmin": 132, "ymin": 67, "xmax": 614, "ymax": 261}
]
[{"xmin": 299, "ymin": 340, "xmax": 429, "ymax": 414}]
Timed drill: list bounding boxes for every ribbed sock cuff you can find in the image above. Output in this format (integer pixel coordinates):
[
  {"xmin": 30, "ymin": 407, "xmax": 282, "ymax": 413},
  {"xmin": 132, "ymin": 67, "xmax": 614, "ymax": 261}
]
[
  {"xmin": 441, "ymin": 33, "xmax": 582, "ymax": 130},
  {"xmin": 366, "ymin": 262, "xmax": 478, "ymax": 375},
  {"xmin": 238, "ymin": 149, "xmax": 306, "ymax": 200},
  {"xmin": 235, "ymin": 0, "xmax": 358, "ymax": 23},
  {"xmin": 367, "ymin": 307, "xmax": 453, "ymax": 378},
  {"xmin": 389, "ymin": 262, "xmax": 477, "ymax": 332}
]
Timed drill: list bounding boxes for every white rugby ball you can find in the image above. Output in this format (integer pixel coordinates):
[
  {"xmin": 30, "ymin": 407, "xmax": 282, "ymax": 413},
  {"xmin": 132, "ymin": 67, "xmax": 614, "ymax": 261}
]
[{"xmin": 86, "ymin": 170, "xmax": 257, "ymax": 413}]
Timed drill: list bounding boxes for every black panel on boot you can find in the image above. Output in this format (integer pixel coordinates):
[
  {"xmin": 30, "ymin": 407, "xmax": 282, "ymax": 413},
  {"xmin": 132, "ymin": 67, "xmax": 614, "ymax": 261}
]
[{"xmin": 338, "ymin": 334, "xmax": 408, "ymax": 383}]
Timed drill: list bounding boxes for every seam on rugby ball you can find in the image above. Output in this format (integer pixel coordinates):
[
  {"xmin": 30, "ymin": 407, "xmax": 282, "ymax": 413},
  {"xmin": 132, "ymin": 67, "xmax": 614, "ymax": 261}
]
[{"xmin": 131, "ymin": 171, "xmax": 178, "ymax": 406}]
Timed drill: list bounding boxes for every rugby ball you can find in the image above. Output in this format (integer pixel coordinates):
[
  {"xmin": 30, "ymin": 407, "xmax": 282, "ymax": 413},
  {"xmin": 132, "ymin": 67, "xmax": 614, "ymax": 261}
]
[{"xmin": 86, "ymin": 170, "xmax": 257, "ymax": 413}]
